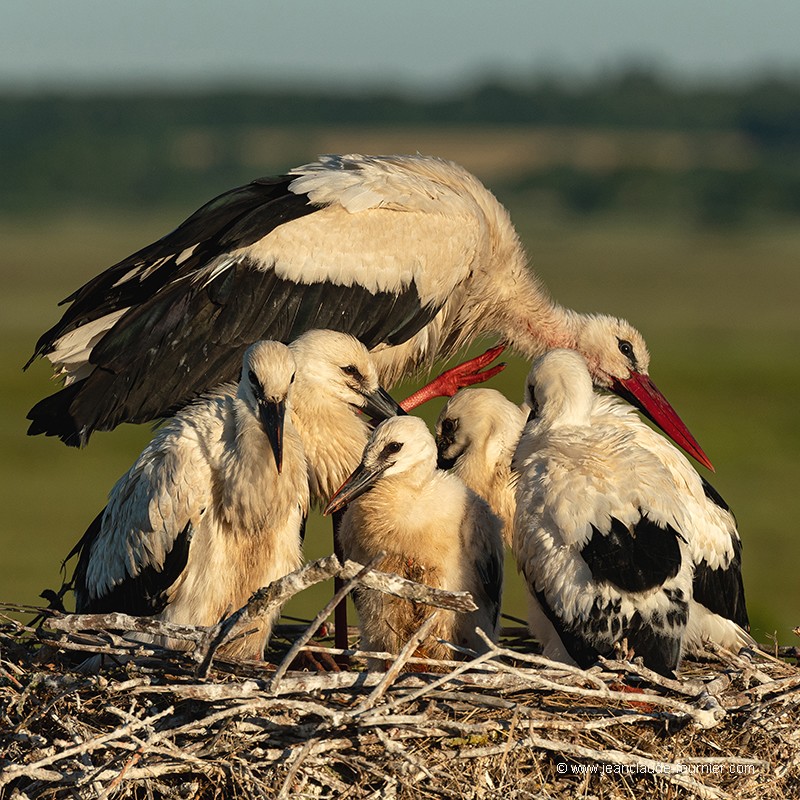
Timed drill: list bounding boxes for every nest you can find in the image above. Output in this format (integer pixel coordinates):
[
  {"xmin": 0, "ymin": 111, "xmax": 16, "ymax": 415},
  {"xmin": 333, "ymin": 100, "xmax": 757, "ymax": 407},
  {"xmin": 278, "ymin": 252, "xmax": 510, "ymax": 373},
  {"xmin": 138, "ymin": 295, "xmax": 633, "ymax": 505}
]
[{"xmin": 1, "ymin": 555, "xmax": 799, "ymax": 800}]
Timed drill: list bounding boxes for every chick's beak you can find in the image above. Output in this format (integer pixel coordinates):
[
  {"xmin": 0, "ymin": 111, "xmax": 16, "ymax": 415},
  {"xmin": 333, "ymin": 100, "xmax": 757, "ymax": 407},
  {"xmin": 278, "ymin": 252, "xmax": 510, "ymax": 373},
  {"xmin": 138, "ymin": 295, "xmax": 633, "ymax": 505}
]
[
  {"xmin": 259, "ymin": 398, "xmax": 285, "ymax": 473},
  {"xmin": 362, "ymin": 386, "xmax": 406, "ymax": 422},
  {"xmin": 323, "ymin": 461, "xmax": 389, "ymax": 516}
]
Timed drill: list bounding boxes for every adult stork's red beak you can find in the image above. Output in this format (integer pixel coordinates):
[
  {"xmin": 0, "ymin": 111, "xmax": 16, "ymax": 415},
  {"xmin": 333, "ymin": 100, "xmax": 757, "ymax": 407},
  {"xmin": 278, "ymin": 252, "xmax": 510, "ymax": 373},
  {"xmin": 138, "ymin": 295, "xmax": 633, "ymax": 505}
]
[{"xmin": 612, "ymin": 372, "xmax": 714, "ymax": 472}]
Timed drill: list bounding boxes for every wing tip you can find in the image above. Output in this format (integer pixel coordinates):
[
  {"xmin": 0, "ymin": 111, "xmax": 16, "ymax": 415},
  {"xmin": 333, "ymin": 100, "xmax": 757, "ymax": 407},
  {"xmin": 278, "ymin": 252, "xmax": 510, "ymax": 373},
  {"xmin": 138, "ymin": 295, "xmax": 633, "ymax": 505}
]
[{"xmin": 26, "ymin": 384, "xmax": 91, "ymax": 448}]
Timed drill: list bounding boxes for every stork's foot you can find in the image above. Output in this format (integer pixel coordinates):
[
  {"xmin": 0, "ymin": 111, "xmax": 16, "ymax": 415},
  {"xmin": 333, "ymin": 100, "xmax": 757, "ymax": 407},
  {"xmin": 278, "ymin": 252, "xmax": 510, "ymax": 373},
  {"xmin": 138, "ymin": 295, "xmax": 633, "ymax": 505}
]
[
  {"xmin": 400, "ymin": 345, "xmax": 507, "ymax": 412},
  {"xmin": 290, "ymin": 650, "xmax": 342, "ymax": 672},
  {"xmin": 613, "ymin": 637, "xmax": 636, "ymax": 663}
]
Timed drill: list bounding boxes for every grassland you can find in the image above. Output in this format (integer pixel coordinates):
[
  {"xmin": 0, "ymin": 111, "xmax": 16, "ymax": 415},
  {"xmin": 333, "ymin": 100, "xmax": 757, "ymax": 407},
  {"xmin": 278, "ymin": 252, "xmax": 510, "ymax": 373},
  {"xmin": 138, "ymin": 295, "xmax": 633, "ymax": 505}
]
[{"xmin": 1, "ymin": 203, "xmax": 798, "ymax": 645}]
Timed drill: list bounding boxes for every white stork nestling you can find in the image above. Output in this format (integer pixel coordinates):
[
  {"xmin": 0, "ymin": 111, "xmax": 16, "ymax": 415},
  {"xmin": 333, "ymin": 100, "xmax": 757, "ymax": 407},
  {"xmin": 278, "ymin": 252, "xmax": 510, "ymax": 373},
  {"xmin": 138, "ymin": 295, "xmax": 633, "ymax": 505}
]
[
  {"xmin": 286, "ymin": 329, "xmax": 405, "ymax": 507},
  {"xmin": 70, "ymin": 341, "xmax": 309, "ymax": 660},
  {"xmin": 513, "ymin": 349, "xmax": 698, "ymax": 677},
  {"xmin": 26, "ymin": 154, "xmax": 711, "ymax": 473},
  {"xmin": 582, "ymin": 380, "xmax": 752, "ymax": 655},
  {"xmin": 324, "ymin": 416, "xmax": 504, "ymax": 667},
  {"xmin": 435, "ymin": 387, "xmax": 528, "ymax": 547},
  {"xmin": 280, "ymin": 329, "xmax": 499, "ymax": 653}
]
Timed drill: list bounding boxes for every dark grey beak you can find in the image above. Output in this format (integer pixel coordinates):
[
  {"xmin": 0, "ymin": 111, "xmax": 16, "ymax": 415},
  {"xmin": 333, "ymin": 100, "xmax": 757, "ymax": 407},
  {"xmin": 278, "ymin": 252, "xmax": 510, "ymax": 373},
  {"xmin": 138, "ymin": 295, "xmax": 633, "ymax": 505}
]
[
  {"xmin": 323, "ymin": 460, "xmax": 389, "ymax": 516},
  {"xmin": 259, "ymin": 398, "xmax": 285, "ymax": 473},
  {"xmin": 361, "ymin": 386, "xmax": 405, "ymax": 422},
  {"xmin": 436, "ymin": 450, "xmax": 456, "ymax": 471},
  {"xmin": 436, "ymin": 432, "xmax": 457, "ymax": 470}
]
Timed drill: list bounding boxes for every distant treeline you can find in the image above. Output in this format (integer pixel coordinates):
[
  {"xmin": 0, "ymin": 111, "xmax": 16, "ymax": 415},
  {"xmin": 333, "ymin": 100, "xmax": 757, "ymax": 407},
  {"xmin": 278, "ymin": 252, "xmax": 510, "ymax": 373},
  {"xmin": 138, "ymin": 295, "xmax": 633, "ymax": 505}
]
[{"xmin": 3, "ymin": 69, "xmax": 799, "ymax": 223}]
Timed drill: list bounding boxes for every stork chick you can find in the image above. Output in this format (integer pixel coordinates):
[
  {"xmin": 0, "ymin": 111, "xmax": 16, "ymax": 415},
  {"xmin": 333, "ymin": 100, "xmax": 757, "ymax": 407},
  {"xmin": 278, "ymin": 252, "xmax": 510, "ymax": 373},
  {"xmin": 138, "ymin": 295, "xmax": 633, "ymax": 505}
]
[
  {"xmin": 324, "ymin": 416, "xmax": 504, "ymax": 667},
  {"xmin": 513, "ymin": 349, "xmax": 696, "ymax": 677},
  {"xmin": 436, "ymin": 388, "xmax": 527, "ymax": 546},
  {"xmin": 586, "ymin": 392, "xmax": 751, "ymax": 654},
  {"xmin": 287, "ymin": 329, "xmax": 405, "ymax": 507},
  {"xmin": 71, "ymin": 341, "xmax": 309, "ymax": 660}
]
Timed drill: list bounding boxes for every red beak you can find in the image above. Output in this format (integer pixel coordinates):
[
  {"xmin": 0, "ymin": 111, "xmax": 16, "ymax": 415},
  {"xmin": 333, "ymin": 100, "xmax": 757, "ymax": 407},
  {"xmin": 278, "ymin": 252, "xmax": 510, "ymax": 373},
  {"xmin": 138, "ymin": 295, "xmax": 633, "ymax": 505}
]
[{"xmin": 612, "ymin": 372, "xmax": 714, "ymax": 472}]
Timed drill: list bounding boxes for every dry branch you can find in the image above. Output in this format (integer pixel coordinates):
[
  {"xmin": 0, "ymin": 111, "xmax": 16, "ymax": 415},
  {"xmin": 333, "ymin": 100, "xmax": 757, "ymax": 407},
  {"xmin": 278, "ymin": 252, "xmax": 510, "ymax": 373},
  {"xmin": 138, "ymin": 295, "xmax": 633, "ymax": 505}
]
[{"xmin": 1, "ymin": 566, "xmax": 799, "ymax": 800}]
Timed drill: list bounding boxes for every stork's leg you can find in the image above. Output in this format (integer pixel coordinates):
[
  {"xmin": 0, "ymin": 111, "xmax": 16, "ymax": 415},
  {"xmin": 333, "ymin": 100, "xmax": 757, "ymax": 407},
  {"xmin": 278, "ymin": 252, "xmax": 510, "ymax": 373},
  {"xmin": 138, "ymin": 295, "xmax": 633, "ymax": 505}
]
[
  {"xmin": 332, "ymin": 509, "xmax": 350, "ymax": 667},
  {"xmin": 399, "ymin": 345, "xmax": 506, "ymax": 412}
]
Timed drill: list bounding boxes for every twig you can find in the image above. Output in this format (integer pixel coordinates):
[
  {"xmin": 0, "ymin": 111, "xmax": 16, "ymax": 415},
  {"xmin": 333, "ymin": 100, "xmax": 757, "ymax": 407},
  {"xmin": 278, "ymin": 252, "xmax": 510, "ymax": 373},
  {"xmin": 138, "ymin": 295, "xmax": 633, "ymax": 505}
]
[
  {"xmin": 194, "ymin": 554, "xmax": 343, "ymax": 676},
  {"xmin": 354, "ymin": 611, "xmax": 441, "ymax": 714},
  {"xmin": 269, "ymin": 556, "xmax": 382, "ymax": 692}
]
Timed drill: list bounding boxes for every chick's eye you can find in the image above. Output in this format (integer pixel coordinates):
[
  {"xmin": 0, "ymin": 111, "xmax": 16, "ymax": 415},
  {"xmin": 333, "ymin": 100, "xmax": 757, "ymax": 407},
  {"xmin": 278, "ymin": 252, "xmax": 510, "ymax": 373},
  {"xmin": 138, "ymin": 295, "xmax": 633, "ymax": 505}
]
[
  {"xmin": 248, "ymin": 369, "xmax": 258, "ymax": 386},
  {"xmin": 341, "ymin": 365, "xmax": 361, "ymax": 379},
  {"xmin": 441, "ymin": 418, "xmax": 456, "ymax": 435},
  {"xmin": 384, "ymin": 441, "xmax": 403, "ymax": 456}
]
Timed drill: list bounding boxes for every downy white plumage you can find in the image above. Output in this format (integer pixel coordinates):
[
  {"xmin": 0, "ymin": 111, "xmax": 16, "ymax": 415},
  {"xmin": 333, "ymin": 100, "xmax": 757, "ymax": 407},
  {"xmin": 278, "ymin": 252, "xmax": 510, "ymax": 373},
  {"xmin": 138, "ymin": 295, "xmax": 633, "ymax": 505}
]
[
  {"xmin": 435, "ymin": 388, "xmax": 527, "ymax": 547},
  {"xmin": 287, "ymin": 329, "xmax": 404, "ymax": 507},
  {"xmin": 325, "ymin": 416, "xmax": 504, "ymax": 666}
]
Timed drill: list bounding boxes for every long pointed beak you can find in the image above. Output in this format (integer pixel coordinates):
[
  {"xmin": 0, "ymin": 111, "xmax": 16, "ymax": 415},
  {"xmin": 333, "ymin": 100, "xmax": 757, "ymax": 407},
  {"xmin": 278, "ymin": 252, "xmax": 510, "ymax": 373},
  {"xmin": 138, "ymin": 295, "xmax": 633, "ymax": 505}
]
[
  {"xmin": 362, "ymin": 386, "xmax": 406, "ymax": 422},
  {"xmin": 436, "ymin": 434, "xmax": 457, "ymax": 470},
  {"xmin": 323, "ymin": 461, "xmax": 389, "ymax": 516},
  {"xmin": 612, "ymin": 372, "xmax": 714, "ymax": 472},
  {"xmin": 258, "ymin": 399, "xmax": 285, "ymax": 473}
]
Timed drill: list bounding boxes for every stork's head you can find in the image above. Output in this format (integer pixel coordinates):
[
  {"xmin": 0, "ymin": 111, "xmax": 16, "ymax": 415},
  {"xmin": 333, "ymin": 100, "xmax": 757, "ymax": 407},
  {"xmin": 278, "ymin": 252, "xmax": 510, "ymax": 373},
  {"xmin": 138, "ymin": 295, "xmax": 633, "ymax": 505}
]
[
  {"xmin": 239, "ymin": 341, "xmax": 295, "ymax": 472},
  {"xmin": 573, "ymin": 314, "xmax": 713, "ymax": 471},
  {"xmin": 523, "ymin": 349, "xmax": 595, "ymax": 429},
  {"xmin": 289, "ymin": 330, "xmax": 404, "ymax": 421},
  {"xmin": 324, "ymin": 416, "xmax": 436, "ymax": 515},
  {"xmin": 435, "ymin": 388, "xmax": 525, "ymax": 471}
]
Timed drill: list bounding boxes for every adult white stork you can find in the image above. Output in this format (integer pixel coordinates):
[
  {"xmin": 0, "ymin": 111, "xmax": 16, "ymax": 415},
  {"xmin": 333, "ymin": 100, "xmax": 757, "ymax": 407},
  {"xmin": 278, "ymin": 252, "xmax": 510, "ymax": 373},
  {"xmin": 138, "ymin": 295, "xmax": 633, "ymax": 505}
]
[
  {"xmin": 435, "ymin": 387, "xmax": 527, "ymax": 547},
  {"xmin": 324, "ymin": 416, "xmax": 504, "ymax": 665},
  {"xmin": 513, "ymin": 350, "xmax": 752, "ymax": 674},
  {"xmin": 70, "ymin": 341, "xmax": 309, "ymax": 660},
  {"xmin": 25, "ymin": 153, "xmax": 711, "ymax": 472}
]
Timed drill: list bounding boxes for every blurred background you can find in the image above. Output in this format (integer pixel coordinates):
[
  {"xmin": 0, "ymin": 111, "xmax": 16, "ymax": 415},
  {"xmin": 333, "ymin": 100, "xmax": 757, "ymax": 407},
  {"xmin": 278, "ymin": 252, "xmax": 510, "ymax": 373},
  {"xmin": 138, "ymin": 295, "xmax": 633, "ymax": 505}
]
[{"xmin": 1, "ymin": 1, "xmax": 798, "ymax": 643}]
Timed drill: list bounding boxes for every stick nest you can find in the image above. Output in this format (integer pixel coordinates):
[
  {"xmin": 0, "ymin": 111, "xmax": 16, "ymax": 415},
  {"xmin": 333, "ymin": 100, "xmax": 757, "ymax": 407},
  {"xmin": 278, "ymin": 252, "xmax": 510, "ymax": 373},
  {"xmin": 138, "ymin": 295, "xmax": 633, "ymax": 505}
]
[{"xmin": 1, "ymin": 555, "xmax": 799, "ymax": 800}]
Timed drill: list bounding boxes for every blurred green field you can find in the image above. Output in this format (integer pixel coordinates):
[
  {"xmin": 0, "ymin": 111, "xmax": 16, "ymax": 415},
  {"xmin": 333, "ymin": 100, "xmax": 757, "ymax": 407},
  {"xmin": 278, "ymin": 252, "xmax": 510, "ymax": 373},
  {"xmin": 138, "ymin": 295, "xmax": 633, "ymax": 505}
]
[{"xmin": 1, "ymin": 205, "xmax": 798, "ymax": 644}]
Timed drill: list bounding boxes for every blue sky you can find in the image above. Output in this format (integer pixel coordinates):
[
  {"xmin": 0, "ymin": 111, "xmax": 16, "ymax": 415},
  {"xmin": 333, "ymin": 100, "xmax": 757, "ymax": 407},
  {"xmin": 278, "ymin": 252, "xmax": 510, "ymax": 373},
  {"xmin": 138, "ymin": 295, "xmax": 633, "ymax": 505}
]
[{"xmin": 2, "ymin": 1, "xmax": 799, "ymax": 91}]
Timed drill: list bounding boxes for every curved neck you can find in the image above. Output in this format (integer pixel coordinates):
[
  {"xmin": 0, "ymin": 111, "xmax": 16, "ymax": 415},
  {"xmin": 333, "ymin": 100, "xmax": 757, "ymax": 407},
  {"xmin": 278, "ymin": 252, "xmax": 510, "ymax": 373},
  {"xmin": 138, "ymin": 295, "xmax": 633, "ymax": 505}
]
[{"xmin": 497, "ymin": 266, "xmax": 582, "ymax": 359}]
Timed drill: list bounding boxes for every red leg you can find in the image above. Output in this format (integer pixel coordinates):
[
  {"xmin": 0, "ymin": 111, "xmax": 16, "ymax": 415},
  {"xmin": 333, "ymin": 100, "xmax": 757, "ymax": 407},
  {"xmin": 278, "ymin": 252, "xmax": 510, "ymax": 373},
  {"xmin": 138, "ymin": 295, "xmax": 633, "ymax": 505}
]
[{"xmin": 400, "ymin": 345, "xmax": 507, "ymax": 412}]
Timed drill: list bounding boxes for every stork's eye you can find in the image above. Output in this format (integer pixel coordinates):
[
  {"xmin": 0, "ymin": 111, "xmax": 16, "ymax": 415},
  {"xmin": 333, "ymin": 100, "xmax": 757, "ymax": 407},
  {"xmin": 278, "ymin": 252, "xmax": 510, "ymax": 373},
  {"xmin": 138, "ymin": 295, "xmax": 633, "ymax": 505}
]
[
  {"xmin": 341, "ymin": 364, "xmax": 362, "ymax": 380},
  {"xmin": 248, "ymin": 369, "xmax": 258, "ymax": 385},
  {"xmin": 618, "ymin": 340, "xmax": 635, "ymax": 360},
  {"xmin": 290, "ymin": 372, "xmax": 296, "ymax": 384},
  {"xmin": 382, "ymin": 441, "xmax": 403, "ymax": 457}
]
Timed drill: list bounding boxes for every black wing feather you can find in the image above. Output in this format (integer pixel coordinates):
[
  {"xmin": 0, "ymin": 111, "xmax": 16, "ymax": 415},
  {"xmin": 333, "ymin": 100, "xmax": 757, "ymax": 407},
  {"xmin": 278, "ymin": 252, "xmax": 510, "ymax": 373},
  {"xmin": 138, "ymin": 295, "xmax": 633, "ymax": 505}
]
[
  {"xmin": 533, "ymin": 588, "xmax": 602, "ymax": 669},
  {"xmin": 72, "ymin": 515, "xmax": 194, "ymax": 617},
  {"xmin": 624, "ymin": 610, "xmax": 683, "ymax": 678},
  {"xmin": 534, "ymin": 590, "xmax": 683, "ymax": 678},
  {"xmin": 581, "ymin": 514, "xmax": 683, "ymax": 594},
  {"xmin": 28, "ymin": 269, "xmax": 438, "ymax": 445},
  {"xmin": 693, "ymin": 534, "xmax": 749, "ymax": 629},
  {"xmin": 475, "ymin": 546, "xmax": 503, "ymax": 631},
  {"xmin": 30, "ymin": 177, "xmax": 308, "ymax": 359}
]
